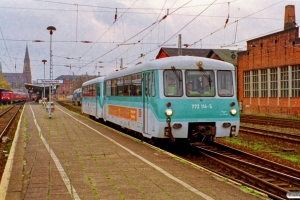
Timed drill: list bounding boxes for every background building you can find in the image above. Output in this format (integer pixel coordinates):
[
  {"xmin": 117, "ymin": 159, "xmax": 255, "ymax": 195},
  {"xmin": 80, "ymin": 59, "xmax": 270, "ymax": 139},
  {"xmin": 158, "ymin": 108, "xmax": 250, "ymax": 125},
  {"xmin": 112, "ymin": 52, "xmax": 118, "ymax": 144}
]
[
  {"xmin": 2, "ymin": 45, "xmax": 32, "ymax": 91},
  {"xmin": 55, "ymin": 74, "xmax": 98, "ymax": 100},
  {"xmin": 238, "ymin": 5, "xmax": 300, "ymax": 117}
]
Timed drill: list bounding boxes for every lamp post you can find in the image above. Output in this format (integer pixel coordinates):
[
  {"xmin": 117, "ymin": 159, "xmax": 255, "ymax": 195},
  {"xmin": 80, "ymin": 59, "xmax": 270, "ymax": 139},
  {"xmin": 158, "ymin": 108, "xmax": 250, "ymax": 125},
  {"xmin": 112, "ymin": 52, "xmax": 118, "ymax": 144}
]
[
  {"xmin": 65, "ymin": 65, "xmax": 71, "ymax": 99},
  {"xmin": 42, "ymin": 59, "xmax": 47, "ymax": 107},
  {"xmin": 47, "ymin": 26, "xmax": 56, "ymax": 118}
]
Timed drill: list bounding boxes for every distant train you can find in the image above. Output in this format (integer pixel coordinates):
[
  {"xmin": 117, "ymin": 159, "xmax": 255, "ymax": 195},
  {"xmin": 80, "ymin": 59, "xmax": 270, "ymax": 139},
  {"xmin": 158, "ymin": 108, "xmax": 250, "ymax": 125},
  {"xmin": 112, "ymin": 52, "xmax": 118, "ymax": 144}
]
[
  {"xmin": 0, "ymin": 89, "xmax": 27, "ymax": 104},
  {"xmin": 81, "ymin": 56, "xmax": 240, "ymax": 142},
  {"xmin": 72, "ymin": 88, "xmax": 82, "ymax": 106}
]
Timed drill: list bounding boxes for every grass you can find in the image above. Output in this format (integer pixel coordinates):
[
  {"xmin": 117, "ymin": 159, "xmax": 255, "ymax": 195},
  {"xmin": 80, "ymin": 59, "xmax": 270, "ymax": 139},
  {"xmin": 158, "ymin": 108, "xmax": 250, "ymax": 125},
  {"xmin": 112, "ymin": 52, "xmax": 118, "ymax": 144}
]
[
  {"xmin": 222, "ymin": 136, "xmax": 300, "ymax": 164},
  {"xmin": 272, "ymin": 152, "xmax": 300, "ymax": 163},
  {"xmin": 87, "ymin": 176, "xmax": 100, "ymax": 200},
  {"xmin": 240, "ymin": 185, "xmax": 261, "ymax": 196},
  {"xmin": 292, "ymin": 116, "xmax": 300, "ymax": 120}
]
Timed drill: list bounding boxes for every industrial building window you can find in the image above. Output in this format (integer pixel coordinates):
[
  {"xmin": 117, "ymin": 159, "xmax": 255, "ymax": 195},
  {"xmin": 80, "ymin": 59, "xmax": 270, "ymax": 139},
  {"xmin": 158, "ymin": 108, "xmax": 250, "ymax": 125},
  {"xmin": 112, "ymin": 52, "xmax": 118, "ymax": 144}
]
[
  {"xmin": 270, "ymin": 68, "xmax": 277, "ymax": 97},
  {"xmin": 252, "ymin": 70, "xmax": 259, "ymax": 97},
  {"xmin": 280, "ymin": 66, "xmax": 288, "ymax": 97},
  {"xmin": 292, "ymin": 65, "xmax": 300, "ymax": 97},
  {"xmin": 261, "ymin": 69, "xmax": 268, "ymax": 97},
  {"xmin": 244, "ymin": 71, "xmax": 250, "ymax": 97}
]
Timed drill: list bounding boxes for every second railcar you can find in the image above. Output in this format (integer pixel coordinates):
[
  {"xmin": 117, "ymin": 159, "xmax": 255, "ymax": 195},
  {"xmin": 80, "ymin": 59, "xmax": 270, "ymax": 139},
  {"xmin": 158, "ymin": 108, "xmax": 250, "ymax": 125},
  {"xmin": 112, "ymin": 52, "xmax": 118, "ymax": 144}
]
[
  {"xmin": 72, "ymin": 88, "xmax": 82, "ymax": 106},
  {"xmin": 81, "ymin": 77, "xmax": 105, "ymax": 119}
]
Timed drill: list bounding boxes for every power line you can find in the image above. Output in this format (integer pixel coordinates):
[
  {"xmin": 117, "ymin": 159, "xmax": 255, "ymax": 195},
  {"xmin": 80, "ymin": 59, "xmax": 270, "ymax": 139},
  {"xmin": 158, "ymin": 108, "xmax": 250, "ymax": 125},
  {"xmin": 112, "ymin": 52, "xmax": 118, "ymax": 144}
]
[{"xmin": 188, "ymin": 0, "xmax": 285, "ymax": 47}]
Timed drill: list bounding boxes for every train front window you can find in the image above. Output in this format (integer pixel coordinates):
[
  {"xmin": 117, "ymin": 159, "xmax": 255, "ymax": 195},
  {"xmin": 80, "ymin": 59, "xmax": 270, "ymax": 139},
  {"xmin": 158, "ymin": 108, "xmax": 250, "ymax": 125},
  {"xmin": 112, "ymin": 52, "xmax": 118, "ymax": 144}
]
[
  {"xmin": 217, "ymin": 71, "xmax": 234, "ymax": 97},
  {"xmin": 185, "ymin": 70, "xmax": 215, "ymax": 97},
  {"xmin": 164, "ymin": 69, "xmax": 183, "ymax": 97}
]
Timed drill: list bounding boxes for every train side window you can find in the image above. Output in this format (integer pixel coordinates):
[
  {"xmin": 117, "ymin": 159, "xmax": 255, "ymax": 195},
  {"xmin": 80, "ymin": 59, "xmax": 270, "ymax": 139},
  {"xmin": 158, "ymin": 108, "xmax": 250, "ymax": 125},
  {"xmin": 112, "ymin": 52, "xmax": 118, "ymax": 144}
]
[
  {"xmin": 124, "ymin": 75, "xmax": 131, "ymax": 96},
  {"xmin": 106, "ymin": 80, "xmax": 111, "ymax": 96},
  {"xmin": 132, "ymin": 73, "xmax": 142, "ymax": 96},
  {"xmin": 151, "ymin": 71, "xmax": 155, "ymax": 97},
  {"xmin": 217, "ymin": 71, "xmax": 233, "ymax": 97},
  {"xmin": 163, "ymin": 69, "xmax": 183, "ymax": 97},
  {"xmin": 112, "ymin": 79, "xmax": 117, "ymax": 96},
  {"xmin": 117, "ymin": 77, "xmax": 124, "ymax": 96}
]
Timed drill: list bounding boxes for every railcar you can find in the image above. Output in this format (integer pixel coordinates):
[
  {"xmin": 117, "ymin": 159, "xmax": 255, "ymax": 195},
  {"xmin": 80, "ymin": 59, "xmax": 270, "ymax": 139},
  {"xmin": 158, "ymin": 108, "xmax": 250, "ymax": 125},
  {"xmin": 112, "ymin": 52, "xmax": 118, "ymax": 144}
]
[
  {"xmin": 12, "ymin": 91, "xmax": 27, "ymax": 102},
  {"xmin": 72, "ymin": 88, "xmax": 82, "ymax": 106},
  {"xmin": 84, "ymin": 56, "xmax": 240, "ymax": 142},
  {"xmin": 0, "ymin": 90, "xmax": 27, "ymax": 104},
  {"xmin": 81, "ymin": 77, "xmax": 105, "ymax": 119},
  {"xmin": 0, "ymin": 90, "xmax": 13, "ymax": 104}
]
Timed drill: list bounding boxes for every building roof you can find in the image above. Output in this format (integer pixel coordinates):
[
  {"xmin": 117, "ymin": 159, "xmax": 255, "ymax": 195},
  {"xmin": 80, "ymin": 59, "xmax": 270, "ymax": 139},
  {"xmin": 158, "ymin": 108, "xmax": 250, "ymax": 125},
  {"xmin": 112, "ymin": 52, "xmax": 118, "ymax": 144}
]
[
  {"xmin": 55, "ymin": 75, "xmax": 98, "ymax": 80},
  {"xmin": 209, "ymin": 49, "xmax": 240, "ymax": 66},
  {"xmin": 156, "ymin": 47, "xmax": 240, "ymax": 66},
  {"xmin": 157, "ymin": 47, "xmax": 211, "ymax": 58},
  {"xmin": 3, "ymin": 73, "xmax": 25, "ymax": 83}
]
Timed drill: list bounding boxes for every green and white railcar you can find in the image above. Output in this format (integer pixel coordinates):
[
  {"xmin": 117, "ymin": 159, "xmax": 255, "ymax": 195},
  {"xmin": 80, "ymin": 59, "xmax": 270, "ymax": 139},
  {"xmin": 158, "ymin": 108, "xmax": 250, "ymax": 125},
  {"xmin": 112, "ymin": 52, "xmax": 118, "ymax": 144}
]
[
  {"xmin": 82, "ymin": 77, "xmax": 105, "ymax": 119},
  {"xmin": 72, "ymin": 88, "xmax": 82, "ymax": 106},
  {"xmin": 103, "ymin": 56, "xmax": 239, "ymax": 142}
]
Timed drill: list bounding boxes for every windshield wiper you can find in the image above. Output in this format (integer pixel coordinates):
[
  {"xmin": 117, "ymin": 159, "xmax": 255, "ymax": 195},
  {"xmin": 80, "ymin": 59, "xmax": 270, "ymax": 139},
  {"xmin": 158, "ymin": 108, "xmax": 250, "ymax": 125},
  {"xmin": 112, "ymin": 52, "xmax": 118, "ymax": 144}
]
[{"xmin": 171, "ymin": 66, "xmax": 182, "ymax": 82}]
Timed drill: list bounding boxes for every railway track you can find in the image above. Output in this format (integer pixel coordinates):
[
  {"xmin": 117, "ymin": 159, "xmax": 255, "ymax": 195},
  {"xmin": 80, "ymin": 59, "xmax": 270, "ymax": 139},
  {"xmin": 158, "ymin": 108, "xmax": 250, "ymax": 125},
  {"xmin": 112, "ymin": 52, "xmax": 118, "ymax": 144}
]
[
  {"xmin": 190, "ymin": 142, "xmax": 300, "ymax": 200},
  {"xmin": 241, "ymin": 115, "xmax": 300, "ymax": 129},
  {"xmin": 0, "ymin": 104, "xmax": 23, "ymax": 139},
  {"xmin": 240, "ymin": 126, "xmax": 300, "ymax": 144}
]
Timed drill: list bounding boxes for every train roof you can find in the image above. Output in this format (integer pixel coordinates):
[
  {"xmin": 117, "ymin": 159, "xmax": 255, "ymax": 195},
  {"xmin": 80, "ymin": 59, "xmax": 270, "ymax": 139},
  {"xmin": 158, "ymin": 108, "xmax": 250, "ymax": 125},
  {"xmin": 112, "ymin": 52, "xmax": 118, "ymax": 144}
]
[
  {"xmin": 104, "ymin": 56, "xmax": 234, "ymax": 80},
  {"xmin": 73, "ymin": 88, "xmax": 82, "ymax": 92},
  {"xmin": 0, "ymin": 88, "xmax": 11, "ymax": 92},
  {"xmin": 82, "ymin": 76, "xmax": 105, "ymax": 87}
]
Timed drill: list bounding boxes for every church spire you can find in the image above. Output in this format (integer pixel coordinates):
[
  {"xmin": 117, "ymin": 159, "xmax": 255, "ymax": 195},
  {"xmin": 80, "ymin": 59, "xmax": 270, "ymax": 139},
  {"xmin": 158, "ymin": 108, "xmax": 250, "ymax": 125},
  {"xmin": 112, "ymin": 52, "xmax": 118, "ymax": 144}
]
[
  {"xmin": 24, "ymin": 45, "xmax": 30, "ymax": 61},
  {"xmin": 23, "ymin": 45, "xmax": 32, "ymax": 84}
]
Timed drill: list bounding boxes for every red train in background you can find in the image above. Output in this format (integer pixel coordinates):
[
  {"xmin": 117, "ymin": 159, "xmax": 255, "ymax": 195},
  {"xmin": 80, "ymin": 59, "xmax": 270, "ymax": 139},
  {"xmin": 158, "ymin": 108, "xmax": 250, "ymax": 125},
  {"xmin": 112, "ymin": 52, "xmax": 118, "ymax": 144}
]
[{"xmin": 0, "ymin": 89, "xmax": 27, "ymax": 104}]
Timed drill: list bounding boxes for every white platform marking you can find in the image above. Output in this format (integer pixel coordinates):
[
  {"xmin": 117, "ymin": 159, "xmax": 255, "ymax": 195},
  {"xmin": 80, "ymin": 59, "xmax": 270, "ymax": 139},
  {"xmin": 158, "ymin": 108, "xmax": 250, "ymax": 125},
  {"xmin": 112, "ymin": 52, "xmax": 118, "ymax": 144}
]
[{"xmin": 29, "ymin": 105, "xmax": 81, "ymax": 200}]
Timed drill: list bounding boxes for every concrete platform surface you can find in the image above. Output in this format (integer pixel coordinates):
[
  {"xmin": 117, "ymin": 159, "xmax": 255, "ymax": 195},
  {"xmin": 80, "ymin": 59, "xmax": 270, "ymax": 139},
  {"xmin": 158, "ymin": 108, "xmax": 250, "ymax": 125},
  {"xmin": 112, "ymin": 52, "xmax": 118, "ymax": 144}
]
[{"xmin": 0, "ymin": 102, "xmax": 268, "ymax": 200}]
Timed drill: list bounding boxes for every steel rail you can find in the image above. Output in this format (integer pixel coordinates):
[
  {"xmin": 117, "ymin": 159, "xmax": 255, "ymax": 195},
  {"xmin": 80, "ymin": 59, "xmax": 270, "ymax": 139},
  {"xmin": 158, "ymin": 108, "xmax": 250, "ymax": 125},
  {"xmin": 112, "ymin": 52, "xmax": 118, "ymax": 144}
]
[
  {"xmin": 0, "ymin": 106, "xmax": 21, "ymax": 139},
  {"xmin": 199, "ymin": 151, "xmax": 290, "ymax": 200},
  {"xmin": 240, "ymin": 126, "xmax": 300, "ymax": 144},
  {"xmin": 0, "ymin": 106, "xmax": 15, "ymax": 117}
]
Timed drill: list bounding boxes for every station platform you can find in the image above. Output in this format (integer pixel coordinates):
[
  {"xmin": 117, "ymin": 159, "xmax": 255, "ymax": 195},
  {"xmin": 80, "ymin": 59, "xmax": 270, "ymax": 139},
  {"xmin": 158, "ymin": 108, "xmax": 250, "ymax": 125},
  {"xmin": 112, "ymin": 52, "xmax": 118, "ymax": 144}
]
[{"xmin": 0, "ymin": 102, "xmax": 266, "ymax": 200}]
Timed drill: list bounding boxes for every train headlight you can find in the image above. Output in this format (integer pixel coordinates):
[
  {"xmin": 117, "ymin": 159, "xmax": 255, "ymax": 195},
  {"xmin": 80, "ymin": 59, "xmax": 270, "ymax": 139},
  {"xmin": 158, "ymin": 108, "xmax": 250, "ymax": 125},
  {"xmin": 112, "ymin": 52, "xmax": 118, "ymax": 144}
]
[
  {"xmin": 165, "ymin": 109, "xmax": 173, "ymax": 117},
  {"xmin": 230, "ymin": 108, "xmax": 237, "ymax": 116}
]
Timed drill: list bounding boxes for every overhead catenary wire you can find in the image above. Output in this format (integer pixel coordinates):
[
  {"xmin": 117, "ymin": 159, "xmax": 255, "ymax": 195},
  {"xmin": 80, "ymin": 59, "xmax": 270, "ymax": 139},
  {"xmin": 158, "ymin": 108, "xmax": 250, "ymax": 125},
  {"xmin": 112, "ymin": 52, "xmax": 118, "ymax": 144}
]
[
  {"xmin": 1, "ymin": 0, "xmax": 294, "ymax": 79},
  {"xmin": 188, "ymin": 0, "xmax": 285, "ymax": 47},
  {"xmin": 76, "ymin": 0, "xmax": 193, "ymax": 73}
]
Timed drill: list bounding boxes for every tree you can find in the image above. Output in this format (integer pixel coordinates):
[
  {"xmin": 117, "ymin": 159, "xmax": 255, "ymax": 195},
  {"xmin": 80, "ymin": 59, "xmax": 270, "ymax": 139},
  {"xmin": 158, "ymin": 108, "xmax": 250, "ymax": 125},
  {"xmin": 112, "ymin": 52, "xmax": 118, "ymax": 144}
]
[{"xmin": 0, "ymin": 80, "xmax": 12, "ymax": 90}]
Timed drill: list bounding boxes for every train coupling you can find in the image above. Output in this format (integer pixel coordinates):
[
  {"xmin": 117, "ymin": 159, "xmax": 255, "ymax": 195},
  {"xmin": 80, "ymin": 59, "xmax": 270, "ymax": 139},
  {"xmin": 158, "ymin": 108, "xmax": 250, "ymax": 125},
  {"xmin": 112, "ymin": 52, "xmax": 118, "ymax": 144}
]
[{"xmin": 164, "ymin": 117, "xmax": 175, "ymax": 142}]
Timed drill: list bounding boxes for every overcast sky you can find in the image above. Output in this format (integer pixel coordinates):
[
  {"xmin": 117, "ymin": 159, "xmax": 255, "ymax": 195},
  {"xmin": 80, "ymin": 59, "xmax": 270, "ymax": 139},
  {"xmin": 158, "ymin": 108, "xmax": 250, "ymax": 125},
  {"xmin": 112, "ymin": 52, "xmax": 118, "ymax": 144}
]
[{"xmin": 0, "ymin": 0, "xmax": 299, "ymax": 81}]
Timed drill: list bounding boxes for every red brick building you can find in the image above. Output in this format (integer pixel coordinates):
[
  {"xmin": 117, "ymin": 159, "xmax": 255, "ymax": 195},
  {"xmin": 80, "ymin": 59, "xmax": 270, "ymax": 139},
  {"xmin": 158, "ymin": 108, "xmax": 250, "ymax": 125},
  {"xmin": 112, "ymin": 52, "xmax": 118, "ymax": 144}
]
[{"xmin": 238, "ymin": 5, "xmax": 300, "ymax": 117}]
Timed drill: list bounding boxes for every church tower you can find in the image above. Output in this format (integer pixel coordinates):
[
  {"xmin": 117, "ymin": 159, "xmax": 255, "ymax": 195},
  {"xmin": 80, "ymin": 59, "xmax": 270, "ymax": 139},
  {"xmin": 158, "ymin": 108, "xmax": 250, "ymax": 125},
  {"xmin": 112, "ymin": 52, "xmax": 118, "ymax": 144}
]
[{"xmin": 23, "ymin": 45, "xmax": 32, "ymax": 84}]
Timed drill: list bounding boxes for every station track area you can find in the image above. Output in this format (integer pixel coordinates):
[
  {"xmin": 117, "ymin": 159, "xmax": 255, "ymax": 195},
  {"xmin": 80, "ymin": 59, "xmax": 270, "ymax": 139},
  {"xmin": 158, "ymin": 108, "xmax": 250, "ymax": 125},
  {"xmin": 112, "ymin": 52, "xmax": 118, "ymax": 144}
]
[
  {"xmin": 241, "ymin": 115, "xmax": 300, "ymax": 129},
  {"xmin": 189, "ymin": 142, "xmax": 300, "ymax": 200},
  {"xmin": 0, "ymin": 104, "xmax": 24, "ymax": 182},
  {"xmin": 0, "ymin": 102, "xmax": 265, "ymax": 200}
]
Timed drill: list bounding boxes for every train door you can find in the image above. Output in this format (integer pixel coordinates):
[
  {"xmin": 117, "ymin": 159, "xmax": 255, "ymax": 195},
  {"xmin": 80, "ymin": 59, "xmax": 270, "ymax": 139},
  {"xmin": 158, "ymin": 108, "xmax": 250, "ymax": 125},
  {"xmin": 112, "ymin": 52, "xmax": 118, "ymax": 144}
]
[
  {"xmin": 143, "ymin": 71, "xmax": 155, "ymax": 135},
  {"xmin": 142, "ymin": 72, "xmax": 150, "ymax": 134},
  {"xmin": 96, "ymin": 83, "xmax": 100, "ymax": 118}
]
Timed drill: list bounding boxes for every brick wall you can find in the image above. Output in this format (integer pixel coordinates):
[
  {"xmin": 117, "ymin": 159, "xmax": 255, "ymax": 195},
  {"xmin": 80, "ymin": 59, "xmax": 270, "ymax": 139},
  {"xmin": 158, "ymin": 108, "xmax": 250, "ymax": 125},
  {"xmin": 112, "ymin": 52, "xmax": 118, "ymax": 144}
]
[{"xmin": 238, "ymin": 27, "xmax": 300, "ymax": 117}]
